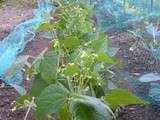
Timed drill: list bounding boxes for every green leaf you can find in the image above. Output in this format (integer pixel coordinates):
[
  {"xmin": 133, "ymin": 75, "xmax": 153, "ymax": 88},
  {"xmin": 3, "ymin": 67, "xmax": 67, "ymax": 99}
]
[
  {"xmin": 16, "ymin": 95, "xmax": 30, "ymax": 104},
  {"xmin": 59, "ymin": 104, "xmax": 73, "ymax": 120},
  {"xmin": 16, "ymin": 95, "xmax": 31, "ymax": 108},
  {"xmin": 37, "ymin": 83, "xmax": 70, "ymax": 118},
  {"xmin": 66, "ymin": 51, "xmax": 79, "ymax": 63},
  {"xmin": 96, "ymin": 50, "xmax": 117, "ymax": 64},
  {"xmin": 29, "ymin": 74, "xmax": 49, "ymax": 97},
  {"xmin": 32, "ymin": 48, "xmax": 48, "ymax": 74},
  {"xmin": 39, "ymin": 51, "xmax": 58, "ymax": 83},
  {"xmin": 64, "ymin": 36, "xmax": 81, "ymax": 49},
  {"xmin": 64, "ymin": 63, "xmax": 80, "ymax": 76},
  {"xmin": 90, "ymin": 32, "xmax": 108, "ymax": 51},
  {"xmin": 105, "ymin": 89, "xmax": 144, "ymax": 109},
  {"xmin": 69, "ymin": 95, "xmax": 114, "ymax": 120},
  {"xmin": 58, "ymin": 79, "xmax": 70, "ymax": 90},
  {"xmin": 93, "ymin": 85, "xmax": 105, "ymax": 98},
  {"xmin": 37, "ymin": 23, "xmax": 50, "ymax": 32}
]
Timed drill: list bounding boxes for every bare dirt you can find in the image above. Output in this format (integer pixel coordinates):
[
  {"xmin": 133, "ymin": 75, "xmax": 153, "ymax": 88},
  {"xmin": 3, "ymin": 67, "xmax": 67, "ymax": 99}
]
[
  {"xmin": 0, "ymin": 87, "xmax": 35, "ymax": 120},
  {"xmin": 0, "ymin": 0, "xmax": 36, "ymax": 39},
  {"xmin": 117, "ymin": 105, "xmax": 160, "ymax": 120}
]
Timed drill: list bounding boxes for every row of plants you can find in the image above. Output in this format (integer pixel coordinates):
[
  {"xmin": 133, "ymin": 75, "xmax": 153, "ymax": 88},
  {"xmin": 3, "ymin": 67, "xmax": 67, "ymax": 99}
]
[
  {"xmin": 17, "ymin": 0, "xmax": 144, "ymax": 120},
  {"xmin": 129, "ymin": 20, "xmax": 160, "ymax": 59}
]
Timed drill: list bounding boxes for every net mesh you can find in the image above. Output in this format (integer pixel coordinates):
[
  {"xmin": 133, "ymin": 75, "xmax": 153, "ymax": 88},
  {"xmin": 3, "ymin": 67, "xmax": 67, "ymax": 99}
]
[
  {"xmin": 90, "ymin": 0, "xmax": 160, "ymax": 32},
  {"xmin": 0, "ymin": 0, "xmax": 54, "ymax": 85},
  {"xmin": 90, "ymin": 0, "xmax": 160, "ymax": 105}
]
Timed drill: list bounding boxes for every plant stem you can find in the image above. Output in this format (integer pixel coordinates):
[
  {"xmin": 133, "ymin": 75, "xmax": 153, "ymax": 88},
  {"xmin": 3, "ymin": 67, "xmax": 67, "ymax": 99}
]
[{"xmin": 24, "ymin": 97, "xmax": 35, "ymax": 120}]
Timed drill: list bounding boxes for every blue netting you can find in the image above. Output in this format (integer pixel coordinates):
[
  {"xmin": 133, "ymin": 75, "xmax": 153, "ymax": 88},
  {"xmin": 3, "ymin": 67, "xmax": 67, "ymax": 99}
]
[
  {"xmin": 90, "ymin": 0, "xmax": 160, "ymax": 32},
  {"xmin": 151, "ymin": 49, "xmax": 160, "ymax": 59},
  {"xmin": 0, "ymin": 0, "xmax": 54, "ymax": 85},
  {"xmin": 88, "ymin": 0, "xmax": 160, "ymax": 105},
  {"xmin": 128, "ymin": 74, "xmax": 160, "ymax": 106}
]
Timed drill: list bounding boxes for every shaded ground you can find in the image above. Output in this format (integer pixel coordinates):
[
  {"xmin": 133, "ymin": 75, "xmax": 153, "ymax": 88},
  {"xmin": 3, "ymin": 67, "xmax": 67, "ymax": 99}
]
[
  {"xmin": 0, "ymin": 87, "xmax": 34, "ymax": 120},
  {"xmin": 117, "ymin": 105, "xmax": 160, "ymax": 120}
]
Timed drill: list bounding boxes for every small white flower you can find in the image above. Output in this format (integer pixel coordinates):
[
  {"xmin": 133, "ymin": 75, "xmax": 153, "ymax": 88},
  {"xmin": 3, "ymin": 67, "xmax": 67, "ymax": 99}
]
[
  {"xmin": 69, "ymin": 63, "xmax": 75, "ymax": 66},
  {"xmin": 87, "ymin": 76, "xmax": 92, "ymax": 79},
  {"xmin": 92, "ymin": 53, "xmax": 98, "ymax": 58},
  {"xmin": 80, "ymin": 51, "xmax": 87, "ymax": 58}
]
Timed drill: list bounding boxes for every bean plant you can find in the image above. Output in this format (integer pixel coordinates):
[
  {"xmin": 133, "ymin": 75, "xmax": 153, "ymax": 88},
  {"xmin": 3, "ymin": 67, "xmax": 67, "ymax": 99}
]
[{"xmin": 18, "ymin": 0, "xmax": 144, "ymax": 120}]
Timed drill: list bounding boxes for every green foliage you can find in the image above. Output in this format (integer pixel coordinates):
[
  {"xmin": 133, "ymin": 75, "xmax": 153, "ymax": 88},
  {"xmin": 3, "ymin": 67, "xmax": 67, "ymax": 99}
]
[
  {"xmin": 95, "ymin": 50, "xmax": 117, "ymax": 64},
  {"xmin": 39, "ymin": 51, "xmax": 58, "ymax": 83},
  {"xmin": 70, "ymin": 95, "xmax": 115, "ymax": 120},
  {"xmin": 37, "ymin": 22, "xmax": 50, "ymax": 32},
  {"xmin": 18, "ymin": 0, "xmax": 144, "ymax": 119},
  {"xmin": 64, "ymin": 63, "xmax": 80, "ymax": 76},
  {"xmin": 37, "ymin": 83, "xmax": 70, "ymax": 118},
  {"xmin": 59, "ymin": 104, "xmax": 73, "ymax": 120},
  {"xmin": 105, "ymin": 89, "xmax": 144, "ymax": 109},
  {"xmin": 29, "ymin": 74, "xmax": 49, "ymax": 97},
  {"xmin": 90, "ymin": 32, "xmax": 108, "ymax": 51},
  {"xmin": 64, "ymin": 36, "xmax": 81, "ymax": 49}
]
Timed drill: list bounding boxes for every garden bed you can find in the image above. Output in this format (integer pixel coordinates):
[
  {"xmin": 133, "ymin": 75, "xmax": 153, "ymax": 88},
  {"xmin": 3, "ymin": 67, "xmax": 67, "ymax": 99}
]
[
  {"xmin": 1, "ymin": 0, "xmax": 160, "ymax": 120},
  {"xmin": 1, "ymin": 31, "xmax": 160, "ymax": 120}
]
